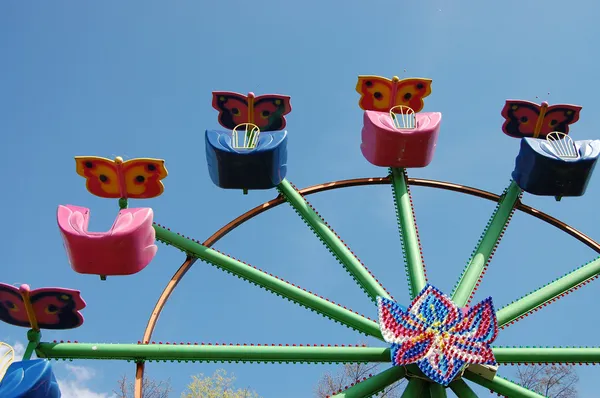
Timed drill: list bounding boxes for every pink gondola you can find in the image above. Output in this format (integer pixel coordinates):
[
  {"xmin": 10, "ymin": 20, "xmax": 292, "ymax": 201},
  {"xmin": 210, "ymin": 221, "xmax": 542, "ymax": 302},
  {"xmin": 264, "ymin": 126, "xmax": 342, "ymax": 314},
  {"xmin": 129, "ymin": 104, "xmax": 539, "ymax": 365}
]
[
  {"xmin": 57, "ymin": 205, "xmax": 157, "ymax": 278},
  {"xmin": 361, "ymin": 108, "xmax": 442, "ymax": 168}
]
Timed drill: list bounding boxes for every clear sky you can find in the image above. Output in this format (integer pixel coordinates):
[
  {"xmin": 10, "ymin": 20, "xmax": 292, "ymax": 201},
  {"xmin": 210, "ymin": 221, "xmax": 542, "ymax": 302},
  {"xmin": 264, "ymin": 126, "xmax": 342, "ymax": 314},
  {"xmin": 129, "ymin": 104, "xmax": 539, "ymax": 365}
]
[{"xmin": 1, "ymin": 1, "xmax": 599, "ymax": 397}]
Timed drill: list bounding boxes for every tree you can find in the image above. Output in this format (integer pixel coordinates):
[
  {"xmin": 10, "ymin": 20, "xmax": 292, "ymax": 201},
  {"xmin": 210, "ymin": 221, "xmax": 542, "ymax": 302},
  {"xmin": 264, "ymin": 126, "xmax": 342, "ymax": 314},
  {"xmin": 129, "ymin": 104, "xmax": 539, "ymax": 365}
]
[
  {"xmin": 182, "ymin": 369, "xmax": 261, "ymax": 398},
  {"xmin": 114, "ymin": 374, "xmax": 172, "ymax": 398},
  {"xmin": 315, "ymin": 363, "xmax": 405, "ymax": 398},
  {"xmin": 515, "ymin": 364, "xmax": 578, "ymax": 398}
]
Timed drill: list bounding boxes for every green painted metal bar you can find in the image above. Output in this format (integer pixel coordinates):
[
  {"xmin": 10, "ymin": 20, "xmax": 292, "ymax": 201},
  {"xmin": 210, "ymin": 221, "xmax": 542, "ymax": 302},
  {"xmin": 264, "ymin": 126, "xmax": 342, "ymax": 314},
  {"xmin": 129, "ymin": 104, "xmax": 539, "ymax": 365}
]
[
  {"xmin": 402, "ymin": 378, "xmax": 427, "ymax": 397},
  {"xmin": 497, "ymin": 256, "xmax": 600, "ymax": 327},
  {"xmin": 463, "ymin": 371, "xmax": 545, "ymax": 398},
  {"xmin": 391, "ymin": 168, "xmax": 426, "ymax": 299},
  {"xmin": 428, "ymin": 383, "xmax": 447, "ymax": 398},
  {"xmin": 22, "ymin": 342, "xmax": 36, "ymax": 361},
  {"xmin": 36, "ymin": 342, "xmax": 392, "ymax": 363},
  {"xmin": 331, "ymin": 366, "xmax": 406, "ymax": 397},
  {"xmin": 419, "ymin": 384, "xmax": 431, "ymax": 398},
  {"xmin": 22, "ymin": 330, "xmax": 41, "ymax": 361},
  {"xmin": 449, "ymin": 379, "xmax": 479, "ymax": 398},
  {"xmin": 493, "ymin": 346, "xmax": 600, "ymax": 363},
  {"xmin": 452, "ymin": 180, "xmax": 522, "ymax": 307},
  {"xmin": 153, "ymin": 224, "xmax": 384, "ymax": 340},
  {"xmin": 277, "ymin": 179, "xmax": 391, "ymax": 302}
]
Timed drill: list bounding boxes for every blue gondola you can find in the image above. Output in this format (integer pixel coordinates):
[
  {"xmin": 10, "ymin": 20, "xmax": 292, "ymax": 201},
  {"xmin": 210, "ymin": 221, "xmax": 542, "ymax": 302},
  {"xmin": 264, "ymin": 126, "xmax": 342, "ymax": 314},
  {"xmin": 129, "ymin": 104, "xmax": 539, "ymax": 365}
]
[
  {"xmin": 512, "ymin": 137, "xmax": 600, "ymax": 199},
  {"xmin": 0, "ymin": 359, "xmax": 61, "ymax": 397},
  {"xmin": 205, "ymin": 129, "xmax": 288, "ymax": 192}
]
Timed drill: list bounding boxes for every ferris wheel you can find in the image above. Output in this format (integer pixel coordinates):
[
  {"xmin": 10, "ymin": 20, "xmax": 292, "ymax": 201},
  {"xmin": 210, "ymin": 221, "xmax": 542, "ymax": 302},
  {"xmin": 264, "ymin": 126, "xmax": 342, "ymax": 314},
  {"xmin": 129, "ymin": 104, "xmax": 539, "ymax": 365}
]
[{"xmin": 1, "ymin": 74, "xmax": 599, "ymax": 398}]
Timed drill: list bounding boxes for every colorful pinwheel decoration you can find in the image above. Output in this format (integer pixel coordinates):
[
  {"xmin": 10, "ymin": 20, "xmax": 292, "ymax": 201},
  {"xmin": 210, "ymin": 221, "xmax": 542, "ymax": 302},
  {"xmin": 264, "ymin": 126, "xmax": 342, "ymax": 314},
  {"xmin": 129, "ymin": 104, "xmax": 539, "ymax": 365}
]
[{"xmin": 377, "ymin": 284, "xmax": 498, "ymax": 385}]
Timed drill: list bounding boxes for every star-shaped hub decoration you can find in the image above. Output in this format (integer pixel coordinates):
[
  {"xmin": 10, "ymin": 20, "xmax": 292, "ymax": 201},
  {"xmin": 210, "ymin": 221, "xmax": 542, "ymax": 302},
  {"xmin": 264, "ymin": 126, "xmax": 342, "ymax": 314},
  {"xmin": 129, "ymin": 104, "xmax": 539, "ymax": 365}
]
[{"xmin": 377, "ymin": 284, "xmax": 498, "ymax": 385}]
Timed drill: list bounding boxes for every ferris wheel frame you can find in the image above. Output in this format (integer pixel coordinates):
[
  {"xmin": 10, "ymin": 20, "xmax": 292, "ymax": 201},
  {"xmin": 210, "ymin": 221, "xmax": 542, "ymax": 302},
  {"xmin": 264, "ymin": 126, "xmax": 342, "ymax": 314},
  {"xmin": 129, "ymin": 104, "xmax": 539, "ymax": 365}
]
[
  {"xmin": 128, "ymin": 175, "xmax": 598, "ymax": 397},
  {"xmin": 27, "ymin": 173, "xmax": 600, "ymax": 398}
]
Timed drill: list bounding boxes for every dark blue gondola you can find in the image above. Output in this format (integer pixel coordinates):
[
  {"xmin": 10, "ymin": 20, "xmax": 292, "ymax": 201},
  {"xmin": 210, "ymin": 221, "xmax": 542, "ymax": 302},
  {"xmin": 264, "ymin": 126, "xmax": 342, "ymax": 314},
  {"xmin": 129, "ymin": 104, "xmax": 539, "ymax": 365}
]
[
  {"xmin": 512, "ymin": 136, "xmax": 600, "ymax": 199},
  {"xmin": 205, "ymin": 129, "xmax": 288, "ymax": 191},
  {"xmin": 0, "ymin": 359, "xmax": 61, "ymax": 397},
  {"xmin": 206, "ymin": 91, "xmax": 292, "ymax": 193}
]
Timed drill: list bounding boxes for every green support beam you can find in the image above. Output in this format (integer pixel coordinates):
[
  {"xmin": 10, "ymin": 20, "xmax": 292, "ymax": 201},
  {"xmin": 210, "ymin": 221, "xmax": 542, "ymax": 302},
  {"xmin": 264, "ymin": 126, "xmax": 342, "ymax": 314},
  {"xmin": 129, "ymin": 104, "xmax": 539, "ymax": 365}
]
[
  {"xmin": 402, "ymin": 378, "xmax": 427, "ymax": 397},
  {"xmin": 452, "ymin": 180, "xmax": 521, "ymax": 307},
  {"xmin": 331, "ymin": 366, "xmax": 406, "ymax": 397},
  {"xmin": 428, "ymin": 383, "xmax": 447, "ymax": 397},
  {"xmin": 493, "ymin": 346, "xmax": 600, "ymax": 363},
  {"xmin": 391, "ymin": 168, "xmax": 427, "ymax": 299},
  {"xmin": 153, "ymin": 224, "xmax": 383, "ymax": 340},
  {"xmin": 463, "ymin": 371, "xmax": 545, "ymax": 398},
  {"xmin": 23, "ymin": 330, "xmax": 41, "ymax": 361},
  {"xmin": 277, "ymin": 179, "xmax": 390, "ymax": 302},
  {"xmin": 497, "ymin": 256, "xmax": 600, "ymax": 327},
  {"xmin": 448, "ymin": 379, "xmax": 479, "ymax": 398},
  {"xmin": 37, "ymin": 342, "xmax": 392, "ymax": 363}
]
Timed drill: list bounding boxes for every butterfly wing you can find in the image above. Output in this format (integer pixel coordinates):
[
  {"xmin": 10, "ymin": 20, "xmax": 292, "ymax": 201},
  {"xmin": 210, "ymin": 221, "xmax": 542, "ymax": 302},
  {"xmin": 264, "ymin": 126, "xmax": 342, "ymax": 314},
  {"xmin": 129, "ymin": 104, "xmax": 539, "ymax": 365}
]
[
  {"xmin": 29, "ymin": 287, "xmax": 86, "ymax": 329},
  {"xmin": 0, "ymin": 283, "xmax": 29, "ymax": 327},
  {"xmin": 539, "ymin": 104, "xmax": 582, "ymax": 136},
  {"xmin": 392, "ymin": 78, "xmax": 432, "ymax": 112},
  {"xmin": 120, "ymin": 158, "xmax": 168, "ymax": 199},
  {"xmin": 75, "ymin": 156, "xmax": 121, "ymax": 198},
  {"xmin": 356, "ymin": 76, "xmax": 395, "ymax": 111},
  {"xmin": 501, "ymin": 100, "xmax": 545, "ymax": 138},
  {"xmin": 212, "ymin": 92, "xmax": 250, "ymax": 130},
  {"xmin": 252, "ymin": 95, "xmax": 292, "ymax": 131}
]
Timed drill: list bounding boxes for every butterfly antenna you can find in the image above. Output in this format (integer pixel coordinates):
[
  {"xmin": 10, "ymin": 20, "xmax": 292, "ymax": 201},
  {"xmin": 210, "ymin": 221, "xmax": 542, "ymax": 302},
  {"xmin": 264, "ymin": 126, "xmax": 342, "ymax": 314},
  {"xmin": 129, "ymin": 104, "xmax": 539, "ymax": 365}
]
[{"xmin": 535, "ymin": 92, "xmax": 551, "ymax": 100}]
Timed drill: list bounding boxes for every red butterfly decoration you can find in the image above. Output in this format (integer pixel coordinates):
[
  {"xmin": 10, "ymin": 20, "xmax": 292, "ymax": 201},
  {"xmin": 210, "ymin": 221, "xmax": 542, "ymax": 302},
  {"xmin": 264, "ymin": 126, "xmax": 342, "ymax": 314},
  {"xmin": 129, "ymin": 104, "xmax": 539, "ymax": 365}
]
[
  {"xmin": 501, "ymin": 100, "xmax": 582, "ymax": 139},
  {"xmin": 355, "ymin": 75, "xmax": 432, "ymax": 113},
  {"xmin": 0, "ymin": 283, "xmax": 86, "ymax": 329},
  {"xmin": 211, "ymin": 91, "xmax": 292, "ymax": 132}
]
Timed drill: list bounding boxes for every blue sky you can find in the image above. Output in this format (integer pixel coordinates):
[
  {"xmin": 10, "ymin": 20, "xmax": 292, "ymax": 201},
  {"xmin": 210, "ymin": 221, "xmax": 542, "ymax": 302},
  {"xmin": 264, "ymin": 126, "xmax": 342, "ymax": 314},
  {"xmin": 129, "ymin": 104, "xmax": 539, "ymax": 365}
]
[{"xmin": 1, "ymin": 1, "xmax": 599, "ymax": 397}]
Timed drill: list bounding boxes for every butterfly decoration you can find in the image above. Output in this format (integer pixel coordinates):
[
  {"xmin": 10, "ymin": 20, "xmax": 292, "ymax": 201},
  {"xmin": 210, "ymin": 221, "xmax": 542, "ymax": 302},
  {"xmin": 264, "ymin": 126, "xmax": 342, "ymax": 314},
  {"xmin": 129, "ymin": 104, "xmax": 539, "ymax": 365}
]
[
  {"xmin": 501, "ymin": 100, "xmax": 582, "ymax": 139},
  {"xmin": 377, "ymin": 284, "xmax": 498, "ymax": 386},
  {"xmin": 356, "ymin": 75, "xmax": 432, "ymax": 113},
  {"xmin": 212, "ymin": 91, "xmax": 292, "ymax": 132},
  {"xmin": 0, "ymin": 283, "xmax": 86, "ymax": 330},
  {"xmin": 75, "ymin": 156, "xmax": 168, "ymax": 199}
]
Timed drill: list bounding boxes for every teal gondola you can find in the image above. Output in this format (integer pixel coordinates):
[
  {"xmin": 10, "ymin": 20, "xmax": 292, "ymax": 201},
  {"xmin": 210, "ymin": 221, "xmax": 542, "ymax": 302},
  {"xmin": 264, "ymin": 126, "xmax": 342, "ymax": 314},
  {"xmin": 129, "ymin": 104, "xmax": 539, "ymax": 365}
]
[{"xmin": 512, "ymin": 136, "xmax": 600, "ymax": 199}]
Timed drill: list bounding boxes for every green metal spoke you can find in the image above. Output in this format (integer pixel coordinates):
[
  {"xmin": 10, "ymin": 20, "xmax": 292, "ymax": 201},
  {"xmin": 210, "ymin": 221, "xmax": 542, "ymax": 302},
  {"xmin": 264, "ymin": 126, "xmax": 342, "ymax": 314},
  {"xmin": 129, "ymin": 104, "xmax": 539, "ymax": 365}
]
[
  {"xmin": 428, "ymin": 383, "xmax": 448, "ymax": 397},
  {"xmin": 452, "ymin": 180, "xmax": 522, "ymax": 307},
  {"xmin": 153, "ymin": 224, "xmax": 383, "ymax": 340},
  {"xmin": 497, "ymin": 256, "xmax": 600, "ymax": 328},
  {"xmin": 448, "ymin": 379, "xmax": 479, "ymax": 398},
  {"xmin": 463, "ymin": 370, "xmax": 545, "ymax": 398},
  {"xmin": 277, "ymin": 179, "xmax": 391, "ymax": 302},
  {"xmin": 36, "ymin": 342, "xmax": 392, "ymax": 363},
  {"xmin": 331, "ymin": 366, "xmax": 406, "ymax": 397},
  {"xmin": 401, "ymin": 378, "xmax": 427, "ymax": 397},
  {"xmin": 493, "ymin": 346, "xmax": 600, "ymax": 363},
  {"xmin": 391, "ymin": 168, "xmax": 427, "ymax": 299},
  {"xmin": 22, "ymin": 330, "xmax": 41, "ymax": 361},
  {"xmin": 23, "ymin": 342, "xmax": 36, "ymax": 361}
]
